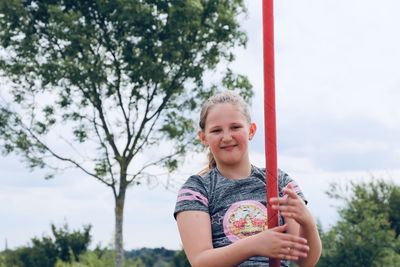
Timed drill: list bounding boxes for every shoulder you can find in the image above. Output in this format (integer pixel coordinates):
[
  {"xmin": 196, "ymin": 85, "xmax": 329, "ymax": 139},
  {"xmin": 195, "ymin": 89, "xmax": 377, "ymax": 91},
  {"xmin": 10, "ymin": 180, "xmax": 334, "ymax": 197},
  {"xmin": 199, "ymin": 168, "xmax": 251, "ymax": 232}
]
[
  {"xmin": 178, "ymin": 170, "xmax": 217, "ymax": 198},
  {"xmin": 278, "ymin": 168, "xmax": 291, "ymax": 181},
  {"xmin": 174, "ymin": 173, "xmax": 212, "ymax": 219},
  {"xmin": 182, "ymin": 174, "xmax": 207, "ymax": 187},
  {"xmin": 183, "ymin": 168, "xmax": 218, "ymax": 186}
]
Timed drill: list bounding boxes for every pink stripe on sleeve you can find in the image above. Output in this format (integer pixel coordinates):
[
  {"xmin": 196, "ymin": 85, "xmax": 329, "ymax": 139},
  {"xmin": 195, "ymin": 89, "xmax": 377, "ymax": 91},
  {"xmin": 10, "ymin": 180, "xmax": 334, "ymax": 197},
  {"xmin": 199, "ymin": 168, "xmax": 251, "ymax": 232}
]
[{"xmin": 177, "ymin": 189, "xmax": 209, "ymax": 206}]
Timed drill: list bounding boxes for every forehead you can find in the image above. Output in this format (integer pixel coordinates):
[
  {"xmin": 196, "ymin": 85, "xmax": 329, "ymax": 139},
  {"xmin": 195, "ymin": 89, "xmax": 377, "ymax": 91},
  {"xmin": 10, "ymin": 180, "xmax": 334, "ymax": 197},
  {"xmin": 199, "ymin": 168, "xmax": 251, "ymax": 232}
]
[{"xmin": 205, "ymin": 103, "xmax": 248, "ymax": 126}]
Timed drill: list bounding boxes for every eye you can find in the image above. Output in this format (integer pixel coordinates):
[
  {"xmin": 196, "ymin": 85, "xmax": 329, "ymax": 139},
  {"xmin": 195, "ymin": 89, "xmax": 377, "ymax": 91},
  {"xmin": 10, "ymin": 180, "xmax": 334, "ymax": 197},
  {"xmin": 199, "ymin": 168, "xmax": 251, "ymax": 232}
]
[
  {"xmin": 232, "ymin": 125, "xmax": 243, "ymax": 130},
  {"xmin": 210, "ymin": 129, "xmax": 221, "ymax": 133}
]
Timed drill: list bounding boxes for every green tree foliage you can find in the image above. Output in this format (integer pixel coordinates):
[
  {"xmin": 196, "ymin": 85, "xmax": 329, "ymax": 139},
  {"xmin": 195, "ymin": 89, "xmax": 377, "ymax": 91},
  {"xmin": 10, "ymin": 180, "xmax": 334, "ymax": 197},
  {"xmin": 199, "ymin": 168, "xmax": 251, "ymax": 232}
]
[
  {"xmin": 1, "ymin": 245, "xmax": 189, "ymax": 267},
  {"xmin": 52, "ymin": 223, "xmax": 91, "ymax": 263},
  {"xmin": 55, "ymin": 248, "xmax": 117, "ymax": 267},
  {"xmin": 171, "ymin": 250, "xmax": 190, "ymax": 267},
  {"xmin": 0, "ymin": 223, "xmax": 91, "ymax": 267},
  {"xmin": 317, "ymin": 179, "xmax": 400, "ymax": 267},
  {"xmin": 124, "ymin": 247, "xmax": 189, "ymax": 267},
  {"xmin": 0, "ymin": 1, "xmax": 252, "ymax": 266},
  {"xmin": 4, "ymin": 236, "xmax": 58, "ymax": 267}
]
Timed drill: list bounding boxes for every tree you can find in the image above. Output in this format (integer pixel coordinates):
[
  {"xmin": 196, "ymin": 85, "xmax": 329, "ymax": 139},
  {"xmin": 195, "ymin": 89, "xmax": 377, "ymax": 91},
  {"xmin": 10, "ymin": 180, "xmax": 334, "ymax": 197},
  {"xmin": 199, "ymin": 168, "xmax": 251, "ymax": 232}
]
[
  {"xmin": 0, "ymin": 1, "xmax": 252, "ymax": 266},
  {"xmin": 51, "ymin": 223, "xmax": 91, "ymax": 263},
  {"xmin": 317, "ymin": 179, "xmax": 400, "ymax": 267},
  {"xmin": 171, "ymin": 249, "xmax": 190, "ymax": 267},
  {"xmin": 1, "ymin": 223, "xmax": 91, "ymax": 267}
]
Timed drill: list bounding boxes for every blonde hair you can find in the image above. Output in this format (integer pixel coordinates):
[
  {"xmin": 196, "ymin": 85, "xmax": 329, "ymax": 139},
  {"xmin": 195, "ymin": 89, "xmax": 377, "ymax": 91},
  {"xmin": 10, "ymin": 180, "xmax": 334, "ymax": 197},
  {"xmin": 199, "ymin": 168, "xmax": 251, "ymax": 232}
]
[{"xmin": 198, "ymin": 91, "xmax": 251, "ymax": 175}]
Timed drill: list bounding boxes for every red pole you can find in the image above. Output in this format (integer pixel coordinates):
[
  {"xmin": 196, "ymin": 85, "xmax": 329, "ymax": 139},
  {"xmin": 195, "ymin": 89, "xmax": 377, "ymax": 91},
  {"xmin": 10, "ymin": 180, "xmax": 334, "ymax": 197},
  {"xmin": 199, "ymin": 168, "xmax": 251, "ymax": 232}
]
[{"xmin": 262, "ymin": 0, "xmax": 280, "ymax": 266}]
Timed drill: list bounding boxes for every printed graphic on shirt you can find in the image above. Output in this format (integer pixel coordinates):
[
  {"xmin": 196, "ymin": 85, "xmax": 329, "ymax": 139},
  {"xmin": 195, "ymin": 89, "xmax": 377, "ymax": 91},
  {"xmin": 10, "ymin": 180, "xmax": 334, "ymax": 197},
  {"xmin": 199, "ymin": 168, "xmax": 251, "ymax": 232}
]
[
  {"xmin": 223, "ymin": 200, "xmax": 267, "ymax": 242},
  {"xmin": 211, "ymin": 213, "xmax": 224, "ymax": 225}
]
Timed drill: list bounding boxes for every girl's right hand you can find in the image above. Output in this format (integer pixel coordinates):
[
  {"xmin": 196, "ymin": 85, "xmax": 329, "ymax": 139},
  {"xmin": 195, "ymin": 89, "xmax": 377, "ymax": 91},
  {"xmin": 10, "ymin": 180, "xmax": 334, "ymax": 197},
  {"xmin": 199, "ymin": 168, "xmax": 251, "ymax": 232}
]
[{"xmin": 251, "ymin": 223, "xmax": 309, "ymax": 261}]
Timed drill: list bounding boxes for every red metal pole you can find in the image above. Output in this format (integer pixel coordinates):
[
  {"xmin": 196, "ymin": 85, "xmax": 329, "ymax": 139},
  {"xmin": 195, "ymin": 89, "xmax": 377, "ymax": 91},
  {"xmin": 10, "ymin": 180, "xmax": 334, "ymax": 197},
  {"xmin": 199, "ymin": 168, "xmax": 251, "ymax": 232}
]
[{"xmin": 262, "ymin": 0, "xmax": 280, "ymax": 266}]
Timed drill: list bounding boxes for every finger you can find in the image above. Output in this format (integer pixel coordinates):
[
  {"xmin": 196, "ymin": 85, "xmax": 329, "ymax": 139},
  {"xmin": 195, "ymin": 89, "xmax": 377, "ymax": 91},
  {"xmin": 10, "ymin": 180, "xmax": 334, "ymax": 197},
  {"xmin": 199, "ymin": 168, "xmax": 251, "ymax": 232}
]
[
  {"xmin": 286, "ymin": 249, "xmax": 307, "ymax": 260},
  {"xmin": 272, "ymin": 206, "xmax": 296, "ymax": 218},
  {"xmin": 281, "ymin": 235, "xmax": 308, "ymax": 245},
  {"xmin": 277, "ymin": 243, "xmax": 308, "ymax": 261},
  {"xmin": 280, "ymin": 211, "xmax": 296, "ymax": 219},
  {"xmin": 271, "ymin": 223, "xmax": 288, "ymax": 233},
  {"xmin": 273, "ymin": 204, "xmax": 297, "ymax": 212},
  {"xmin": 279, "ymin": 253, "xmax": 300, "ymax": 261},
  {"xmin": 280, "ymin": 243, "xmax": 309, "ymax": 258},
  {"xmin": 269, "ymin": 197, "xmax": 279, "ymax": 204},
  {"xmin": 271, "ymin": 198, "xmax": 298, "ymax": 208},
  {"xmin": 283, "ymin": 187, "xmax": 299, "ymax": 199},
  {"xmin": 290, "ymin": 242, "xmax": 310, "ymax": 253},
  {"xmin": 269, "ymin": 198, "xmax": 285, "ymax": 206},
  {"xmin": 287, "ymin": 182, "xmax": 296, "ymax": 190},
  {"xmin": 286, "ymin": 245, "xmax": 309, "ymax": 259},
  {"xmin": 283, "ymin": 240, "xmax": 309, "ymax": 250}
]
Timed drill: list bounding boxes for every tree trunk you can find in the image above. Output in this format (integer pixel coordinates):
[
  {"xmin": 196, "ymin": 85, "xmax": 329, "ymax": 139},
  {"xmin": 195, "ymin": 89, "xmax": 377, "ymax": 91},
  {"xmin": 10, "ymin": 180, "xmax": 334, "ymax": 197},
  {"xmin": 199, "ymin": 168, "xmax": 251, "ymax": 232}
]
[{"xmin": 115, "ymin": 194, "xmax": 125, "ymax": 267}]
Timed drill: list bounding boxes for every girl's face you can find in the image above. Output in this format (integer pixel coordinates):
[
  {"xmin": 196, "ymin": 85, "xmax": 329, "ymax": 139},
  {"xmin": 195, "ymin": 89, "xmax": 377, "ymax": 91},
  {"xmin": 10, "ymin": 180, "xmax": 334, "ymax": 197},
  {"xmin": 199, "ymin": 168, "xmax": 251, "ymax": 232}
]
[{"xmin": 199, "ymin": 103, "xmax": 256, "ymax": 168}]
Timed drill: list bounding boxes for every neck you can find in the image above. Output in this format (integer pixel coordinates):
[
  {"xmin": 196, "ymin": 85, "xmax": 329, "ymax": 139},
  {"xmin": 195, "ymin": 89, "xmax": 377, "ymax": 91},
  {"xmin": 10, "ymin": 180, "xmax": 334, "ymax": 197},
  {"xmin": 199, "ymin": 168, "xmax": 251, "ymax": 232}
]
[{"xmin": 216, "ymin": 159, "xmax": 252, "ymax": 179}]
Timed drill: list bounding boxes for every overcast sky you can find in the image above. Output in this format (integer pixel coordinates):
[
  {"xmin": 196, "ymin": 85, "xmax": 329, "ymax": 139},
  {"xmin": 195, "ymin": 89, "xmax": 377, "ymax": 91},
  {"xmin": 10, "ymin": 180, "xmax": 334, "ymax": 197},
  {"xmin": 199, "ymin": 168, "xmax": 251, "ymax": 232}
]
[{"xmin": 1, "ymin": 0, "xmax": 400, "ymax": 251}]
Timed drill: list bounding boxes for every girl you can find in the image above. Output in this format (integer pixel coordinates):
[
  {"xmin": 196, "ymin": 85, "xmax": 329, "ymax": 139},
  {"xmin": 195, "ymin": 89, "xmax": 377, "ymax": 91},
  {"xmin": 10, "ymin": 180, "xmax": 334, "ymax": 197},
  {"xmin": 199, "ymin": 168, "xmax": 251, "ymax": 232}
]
[{"xmin": 174, "ymin": 91, "xmax": 321, "ymax": 267}]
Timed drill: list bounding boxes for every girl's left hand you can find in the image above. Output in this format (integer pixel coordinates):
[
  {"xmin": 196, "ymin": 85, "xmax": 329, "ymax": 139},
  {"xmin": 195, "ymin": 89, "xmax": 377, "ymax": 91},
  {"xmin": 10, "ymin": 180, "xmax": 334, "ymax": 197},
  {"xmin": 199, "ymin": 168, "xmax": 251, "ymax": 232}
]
[{"xmin": 270, "ymin": 185, "xmax": 313, "ymax": 226}]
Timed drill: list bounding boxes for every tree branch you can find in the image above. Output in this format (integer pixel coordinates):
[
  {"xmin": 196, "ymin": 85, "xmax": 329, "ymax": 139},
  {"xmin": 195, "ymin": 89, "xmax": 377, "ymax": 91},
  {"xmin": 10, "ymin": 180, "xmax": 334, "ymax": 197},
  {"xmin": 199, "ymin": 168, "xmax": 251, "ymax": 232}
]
[
  {"xmin": 49, "ymin": 34, "xmax": 122, "ymax": 165},
  {"xmin": 124, "ymin": 84, "xmax": 154, "ymax": 162},
  {"xmin": 127, "ymin": 150, "xmax": 182, "ymax": 185},
  {"xmin": 74, "ymin": 42, "xmax": 122, "ymax": 162},
  {"xmin": 3, "ymin": 109, "xmax": 115, "ymax": 188},
  {"xmin": 92, "ymin": 106, "xmax": 118, "ymax": 198},
  {"xmin": 96, "ymin": 11, "xmax": 132, "ymax": 148}
]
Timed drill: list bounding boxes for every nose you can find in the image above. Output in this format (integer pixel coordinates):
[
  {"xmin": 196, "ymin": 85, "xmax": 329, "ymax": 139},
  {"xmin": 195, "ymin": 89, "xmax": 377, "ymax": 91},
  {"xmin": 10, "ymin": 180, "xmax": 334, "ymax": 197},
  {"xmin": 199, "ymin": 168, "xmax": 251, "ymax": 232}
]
[{"xmin": 221, "ymin": 130, "xmax": 233, "ymax": 142}]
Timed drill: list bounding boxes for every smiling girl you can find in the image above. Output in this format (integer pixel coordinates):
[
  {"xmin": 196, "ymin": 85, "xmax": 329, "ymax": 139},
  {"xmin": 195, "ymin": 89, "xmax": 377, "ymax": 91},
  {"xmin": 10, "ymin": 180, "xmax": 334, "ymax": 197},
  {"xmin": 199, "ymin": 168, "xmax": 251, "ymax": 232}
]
[{"xmin": 174, "ymin": 91, "xmax": 321, "ymax": 267}]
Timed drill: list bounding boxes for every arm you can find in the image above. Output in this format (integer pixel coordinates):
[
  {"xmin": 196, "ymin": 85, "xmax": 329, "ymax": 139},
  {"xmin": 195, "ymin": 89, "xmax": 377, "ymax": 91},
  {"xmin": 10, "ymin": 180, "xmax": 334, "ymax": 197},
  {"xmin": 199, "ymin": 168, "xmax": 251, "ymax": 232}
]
[
  {"xmin": 271, "ymin": 188, "xmax": 322, "ymax": 267},
  {"xmin": 176, "ymin": 210, "xmax": 310, "ymax": 267},
  {"xmin": 297, "ymin": 220, "xmax": 321, "ymax": 267}
]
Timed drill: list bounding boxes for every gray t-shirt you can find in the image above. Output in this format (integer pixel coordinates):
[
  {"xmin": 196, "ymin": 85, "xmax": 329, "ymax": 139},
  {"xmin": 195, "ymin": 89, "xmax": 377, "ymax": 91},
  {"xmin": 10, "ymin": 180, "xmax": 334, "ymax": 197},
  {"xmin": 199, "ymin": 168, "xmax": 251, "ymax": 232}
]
[{"xmin": 174, "ymin": 166, "xmax": 306, "ymax": 267}]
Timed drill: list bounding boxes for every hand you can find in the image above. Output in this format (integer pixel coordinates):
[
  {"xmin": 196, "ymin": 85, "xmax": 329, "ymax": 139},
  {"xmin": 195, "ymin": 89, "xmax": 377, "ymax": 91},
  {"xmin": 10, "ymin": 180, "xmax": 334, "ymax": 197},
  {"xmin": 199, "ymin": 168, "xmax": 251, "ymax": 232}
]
[
  {"xmin": 270, "ymin": 184, "xmax": 313, "ymax": 226},
  {"xmin": 252, "ymin": 224, "xmax": 309, "ymax": 261}
]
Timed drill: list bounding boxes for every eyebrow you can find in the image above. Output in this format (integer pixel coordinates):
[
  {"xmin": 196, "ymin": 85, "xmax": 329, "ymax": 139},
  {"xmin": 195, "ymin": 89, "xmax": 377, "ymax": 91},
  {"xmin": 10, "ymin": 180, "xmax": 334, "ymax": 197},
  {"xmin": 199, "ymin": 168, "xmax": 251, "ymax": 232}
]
[
  {"xmin": 208, "ymin": 122, "xmax": 244, "ymax": 130},
  {"xmin": 208, "ymin": 126, "xmax": 221, "ymax": 131}
]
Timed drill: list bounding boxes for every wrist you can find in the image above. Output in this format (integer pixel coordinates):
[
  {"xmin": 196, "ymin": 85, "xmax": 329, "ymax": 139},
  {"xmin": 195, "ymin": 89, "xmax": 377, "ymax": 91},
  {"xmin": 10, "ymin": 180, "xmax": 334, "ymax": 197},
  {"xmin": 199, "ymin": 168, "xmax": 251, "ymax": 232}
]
[
  {"xmin": 239, "ymin": 233, "xmax": 259, "ymax": 257},
  {"xmin": 299, "ymin": 210, "xmax": 315, "ymax": 227}
]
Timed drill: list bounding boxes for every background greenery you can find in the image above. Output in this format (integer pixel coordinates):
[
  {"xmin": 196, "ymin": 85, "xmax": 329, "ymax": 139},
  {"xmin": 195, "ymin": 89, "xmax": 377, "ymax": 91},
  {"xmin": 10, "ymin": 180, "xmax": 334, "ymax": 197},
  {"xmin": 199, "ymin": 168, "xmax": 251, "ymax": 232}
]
[
  {"xmin": 1, "ymin": 178, "xmax": 399, "ymax": 267},
  {"xmin": 0, "ymin": 223, "xmax": 190, "ymax": 267},
  {"xmin": 0, "ymin": 1, "xmax": 252, "ymax": 266}
]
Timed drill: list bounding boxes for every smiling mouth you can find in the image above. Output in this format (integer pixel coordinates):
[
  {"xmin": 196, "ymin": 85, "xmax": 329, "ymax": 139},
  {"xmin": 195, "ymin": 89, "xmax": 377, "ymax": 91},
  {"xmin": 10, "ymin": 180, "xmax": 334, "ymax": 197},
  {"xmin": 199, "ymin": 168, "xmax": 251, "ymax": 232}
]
[{"xmin": 220, "ymin": 144, "xmax": 238, "ymax": 150}]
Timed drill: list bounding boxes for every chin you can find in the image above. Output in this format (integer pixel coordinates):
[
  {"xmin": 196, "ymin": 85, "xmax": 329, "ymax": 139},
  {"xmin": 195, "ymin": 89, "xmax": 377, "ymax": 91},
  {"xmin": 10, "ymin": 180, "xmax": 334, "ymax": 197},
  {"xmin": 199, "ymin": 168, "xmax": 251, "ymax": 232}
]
[{"xmin": 220, "ymin": 158, "xmax": 242, "ymax": 166}]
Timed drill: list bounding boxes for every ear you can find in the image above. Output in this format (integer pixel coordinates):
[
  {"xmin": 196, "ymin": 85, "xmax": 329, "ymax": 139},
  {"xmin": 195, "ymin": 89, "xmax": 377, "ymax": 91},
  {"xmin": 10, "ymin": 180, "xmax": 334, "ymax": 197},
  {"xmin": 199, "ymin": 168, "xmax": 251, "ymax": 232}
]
[
  {"xmin": 198, "ymin": 130, "xmax": 208, "ymax": 145},
  {"xmin": 248, "ymin": 123, "xmax": 257, "ymax": 140}
]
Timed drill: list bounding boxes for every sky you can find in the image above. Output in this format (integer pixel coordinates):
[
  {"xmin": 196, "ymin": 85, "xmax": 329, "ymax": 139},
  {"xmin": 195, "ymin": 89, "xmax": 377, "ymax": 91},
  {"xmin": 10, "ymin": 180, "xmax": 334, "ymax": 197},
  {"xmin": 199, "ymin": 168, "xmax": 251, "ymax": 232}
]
[{"xmin": 1, "ymin": 0, "xmax": 400, "ymax": 251}]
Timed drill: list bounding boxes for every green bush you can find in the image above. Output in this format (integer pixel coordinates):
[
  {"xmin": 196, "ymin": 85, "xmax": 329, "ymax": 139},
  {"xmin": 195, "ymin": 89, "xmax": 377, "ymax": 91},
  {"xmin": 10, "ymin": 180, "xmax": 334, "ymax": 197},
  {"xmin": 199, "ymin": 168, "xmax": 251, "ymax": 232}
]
[
  {"xmin": 317, "ymin": 179, "xmax": 400, "ymax": 267},
  {"xmin": 1, "ymin": 223, "xmax": 91, "ymax": 267}
]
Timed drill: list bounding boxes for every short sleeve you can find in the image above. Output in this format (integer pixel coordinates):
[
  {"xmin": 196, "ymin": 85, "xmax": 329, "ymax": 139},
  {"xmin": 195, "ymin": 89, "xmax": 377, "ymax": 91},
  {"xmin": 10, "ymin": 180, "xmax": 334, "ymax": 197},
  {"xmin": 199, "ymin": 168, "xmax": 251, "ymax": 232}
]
[
  {"xmin": 174, "ymin": 175, "xmax": 210, "ymax": 219},
  {"xmin": 278, "ymin": 169, "xmax": 308, "ymax": 204}
]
